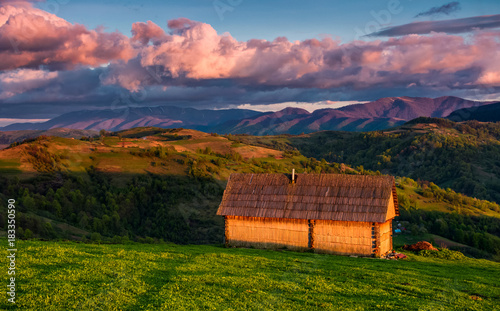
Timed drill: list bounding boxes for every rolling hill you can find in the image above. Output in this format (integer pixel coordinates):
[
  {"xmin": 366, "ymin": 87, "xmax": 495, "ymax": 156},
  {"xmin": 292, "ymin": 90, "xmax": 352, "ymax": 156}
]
[{"xmin": 0, "ymin": 128, "xmax": 97, "ymax": 149}]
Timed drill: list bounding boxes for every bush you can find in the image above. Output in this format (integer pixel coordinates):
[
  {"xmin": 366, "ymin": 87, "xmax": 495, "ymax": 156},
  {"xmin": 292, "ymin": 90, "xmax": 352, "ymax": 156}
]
[
  {"xmin": 449, "ymin": 246, "xmax": 493, "ymax": 259},
  {"xmin": 90, "ymin": 232, "xmax": 102, "ymax": 243},
  {"xmin": 24, "ymin": 229, "xmax": 33, "ymax": 239},
  {"xmin": 418, "ymin": 248, "xmax": 466, "ymax": 260}
]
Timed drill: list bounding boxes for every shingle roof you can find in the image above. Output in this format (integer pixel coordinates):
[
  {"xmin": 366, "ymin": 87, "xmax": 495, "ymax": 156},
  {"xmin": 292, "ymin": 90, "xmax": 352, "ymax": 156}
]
[{"xmin": 217, "ymin": 173, "xmax": 399, "ymax": 223}]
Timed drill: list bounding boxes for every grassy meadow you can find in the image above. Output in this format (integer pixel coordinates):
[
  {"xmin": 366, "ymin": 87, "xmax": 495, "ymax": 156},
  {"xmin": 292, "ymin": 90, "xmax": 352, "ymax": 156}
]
[{"xmin": 2, "ymin": 240, "xmax": 499, "ymax": 310}]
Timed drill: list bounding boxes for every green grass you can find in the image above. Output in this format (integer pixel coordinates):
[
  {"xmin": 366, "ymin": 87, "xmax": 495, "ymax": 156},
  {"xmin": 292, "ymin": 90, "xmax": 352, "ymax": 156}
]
[
  {"xmin": 170, "ymin": 137, "xmax": 222, "ymax": 145},
  {"xmin": 2, "ymin": 241, "xmax": 499, "ymax": 310},
  {"xmin": 0, "ymin": 160, "xmax": 21, "ymax": 174}
]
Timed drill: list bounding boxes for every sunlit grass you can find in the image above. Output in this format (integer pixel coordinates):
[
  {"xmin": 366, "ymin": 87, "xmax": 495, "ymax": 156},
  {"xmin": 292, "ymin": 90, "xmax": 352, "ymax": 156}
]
[{"xmin": 2, "ymin": 241, "xmax": 499, "ymax": 310}]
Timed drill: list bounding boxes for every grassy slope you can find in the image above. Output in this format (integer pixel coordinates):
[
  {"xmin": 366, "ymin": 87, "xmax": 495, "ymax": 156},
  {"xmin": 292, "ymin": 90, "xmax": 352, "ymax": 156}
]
[
  {"xmin": 0, "ymin": 129, "xmax": 290, "ymax": 178},
  {"xmin": 232, "ymin": 119, "xmax": 500, "ymax": 204},
  {"xmin": 2, "ymin": 240, "xmax": 499, "ymax": 310},
  {"xmin": 0, "ymin": 129, "xmax": 319, "ymax": 243}
]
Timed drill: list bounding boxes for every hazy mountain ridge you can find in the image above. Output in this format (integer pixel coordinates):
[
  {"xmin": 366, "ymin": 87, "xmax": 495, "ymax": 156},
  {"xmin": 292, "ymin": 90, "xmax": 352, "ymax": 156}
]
[
  {"xmin": 1, "ymin": 106, "xmax": 262, "ymax": 132},
  {"xmin": 447, "ymin": 102, "xmax": 500, "ymax": 122},
  {"xmin": 215, "ymin": 96, "xmax": 491, "ymax": 134},
  {"xmin": 1, "ymin": 96, "xmax": 493, "ymax": 134}
]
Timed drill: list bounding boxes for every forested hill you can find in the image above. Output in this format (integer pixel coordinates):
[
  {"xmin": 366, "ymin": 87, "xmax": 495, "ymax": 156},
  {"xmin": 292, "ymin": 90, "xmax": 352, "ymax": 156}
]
[{"xmin": 233, "ymin": 118, "xmax": 500, "ymax": 204}]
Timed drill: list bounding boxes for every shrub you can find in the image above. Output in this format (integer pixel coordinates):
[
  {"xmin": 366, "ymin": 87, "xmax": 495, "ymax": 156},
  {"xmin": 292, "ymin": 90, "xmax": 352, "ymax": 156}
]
[
  {"xmin": 90, "ymin": 232, "xmax": 102, "ymax": 243},
  {"xmin": 418, "ymin": 248, "xmax": 466, "ymax": 260},
  {"xmin": 24, "ymin": 229, "xmax": 33, "ymax": 239}
]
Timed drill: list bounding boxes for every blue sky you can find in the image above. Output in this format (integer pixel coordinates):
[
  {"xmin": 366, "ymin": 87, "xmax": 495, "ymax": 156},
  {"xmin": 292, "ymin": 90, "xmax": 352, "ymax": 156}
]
[{"xmin": 45, "ymin": 0, "xmax": 500, "ymax": 42}]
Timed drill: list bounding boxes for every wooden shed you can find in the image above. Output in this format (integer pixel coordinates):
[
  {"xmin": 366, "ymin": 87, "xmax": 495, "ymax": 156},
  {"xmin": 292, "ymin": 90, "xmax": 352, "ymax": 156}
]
[{"xmin": 217, "ymin": 173, "xmax": 399, "ymax": 257}]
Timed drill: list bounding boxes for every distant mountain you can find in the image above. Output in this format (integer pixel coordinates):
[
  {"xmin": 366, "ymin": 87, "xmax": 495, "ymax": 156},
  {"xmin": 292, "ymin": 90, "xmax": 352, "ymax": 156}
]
[
  {"xmin": 447, "ymin": 102, "xmax": 500, "ymax": 122},
  {"xmin": 1, "ymin": 96, "xmax": 493, "ymax": 134},
  {"xmin": 337, "ymin": 96, "xmax": 484, "ymax": 119},
  {"xmin": 214, "ymin": 96, "xmax": 491, "ymax": 134},
  {"xmin": 1, "ymin": 106, "xmax": 261, "ymax": 132}
]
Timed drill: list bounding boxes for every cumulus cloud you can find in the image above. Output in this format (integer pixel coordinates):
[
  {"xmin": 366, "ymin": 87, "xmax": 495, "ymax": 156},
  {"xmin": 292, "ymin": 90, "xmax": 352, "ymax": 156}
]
[
  {"xmin": 415, "ymin": 2, "xmax": 461, "ymax": 18},
  {"xmin": 100, "ymin": 18, "xmax": 500, "ymax": 93},
  {"xmin": 368, "ymin": 14, "xmax": 500, "ymax": 37},
  {"xmin": 0, "ymin": 1, "xmax": 136, "ymax": 70},
  {"xmin": 131, "ymin": 20, "xmax": 166, "ymax": 45}
]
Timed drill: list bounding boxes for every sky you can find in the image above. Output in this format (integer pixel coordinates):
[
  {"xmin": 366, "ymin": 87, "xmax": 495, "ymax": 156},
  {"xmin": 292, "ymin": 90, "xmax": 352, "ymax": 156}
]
[{"xmin": 1, "ymin": 0, "xmax": 500, "ymax": 120}]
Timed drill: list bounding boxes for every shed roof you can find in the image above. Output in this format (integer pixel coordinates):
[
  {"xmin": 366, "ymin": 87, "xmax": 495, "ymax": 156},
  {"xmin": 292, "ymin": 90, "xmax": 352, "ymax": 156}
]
[{"xmin": 217, "ymin": 173, "xmax": 399, "ymax": 223}]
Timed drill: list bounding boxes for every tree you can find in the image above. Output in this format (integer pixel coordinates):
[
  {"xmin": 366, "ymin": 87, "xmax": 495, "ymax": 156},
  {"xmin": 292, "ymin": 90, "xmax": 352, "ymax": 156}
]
[
  {"xmin": 24, "ymin": 229, "xmax": 33, "ymax": 239},
  {"xmin": 43, "ymin": 222, "xmax": 57, "ymax": 239},
  {"xmin": 90, "ymin": 232, "xmax": 102, "ymax": 243}
]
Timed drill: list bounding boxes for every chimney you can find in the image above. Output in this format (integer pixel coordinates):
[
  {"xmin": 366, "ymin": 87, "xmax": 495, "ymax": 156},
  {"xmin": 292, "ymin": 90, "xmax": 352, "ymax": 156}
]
[{"xmin": 292, "ymin": 169, "xmax": 295, "ymax": 183}]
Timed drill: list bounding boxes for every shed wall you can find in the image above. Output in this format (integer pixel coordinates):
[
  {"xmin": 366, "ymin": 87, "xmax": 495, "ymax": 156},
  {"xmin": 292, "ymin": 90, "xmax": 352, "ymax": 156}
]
[
  {"xmin": 379, "ymin": 220, "xmax": 393, "ymax": 256},
  {"xmin": 226, "ymin": 216, "xmax": 309, "ymax": 250},
  {"xmin": 386, "ymin": 193, "xmax": 396, "ymax": 220},
  {"xmin": 313, "ymin": 220, "xmax": 373, "ymax": 256}
]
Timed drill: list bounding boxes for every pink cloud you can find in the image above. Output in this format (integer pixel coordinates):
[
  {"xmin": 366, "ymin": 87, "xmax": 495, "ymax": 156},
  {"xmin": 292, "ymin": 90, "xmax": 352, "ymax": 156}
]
[
  {"xmin": 0, "ymin": 2, "xmax": 136, "ymax": 70},
  {"xmin": 131, "ymin": 20, "xmax": 167, "ymax": 45},
  {"xmin": 1, "ymin": 5, "xmax": 499, "ymax": 96},
  {"xmin": 103, "ymin": 18, "xmax": 500, "ymax": 92},
  {"xmin": 167, "ymin": 17, "xmax": 200, "ymax": 34}
]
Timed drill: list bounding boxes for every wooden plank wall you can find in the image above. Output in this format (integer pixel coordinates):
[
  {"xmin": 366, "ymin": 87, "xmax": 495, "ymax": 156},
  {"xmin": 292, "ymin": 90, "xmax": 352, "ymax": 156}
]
[
  {"xmin": 226, "ymin": 216, "xmax": 309, "ymax": 250},
  {"xmin": 379, "ymin": 220, "xmax": 393, "ymax": 256},
  {"xmin": 226, "ymin": 216, "xmax": 391, "ymax": 256},
  {"xmin": 314, "ymin": 220, "xmax": 373, "ymax": 256}
]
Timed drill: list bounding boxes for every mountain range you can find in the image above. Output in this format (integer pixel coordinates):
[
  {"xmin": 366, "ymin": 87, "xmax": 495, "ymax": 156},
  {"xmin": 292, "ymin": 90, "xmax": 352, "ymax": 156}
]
[{"xmin": 1, "ymin": 96, "xmax": 495, "ymax": 135}]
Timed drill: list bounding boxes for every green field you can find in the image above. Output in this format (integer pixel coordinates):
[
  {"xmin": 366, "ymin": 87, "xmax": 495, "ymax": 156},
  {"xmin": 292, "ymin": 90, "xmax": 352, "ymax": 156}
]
[{"xmin": 2, "ymin": 241, "xmax": 500, "ymax": 310}]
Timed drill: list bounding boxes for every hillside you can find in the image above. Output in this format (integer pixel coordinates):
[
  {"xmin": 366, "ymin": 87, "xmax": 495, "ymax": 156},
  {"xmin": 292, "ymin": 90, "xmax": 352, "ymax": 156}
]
[
  {"xmin": 234, "ymin": 118, "xmax": 500, "ymax": 204},
  {"xmin": 0, "ymin": 125, "xmax": 499, "ymax": 259},
  {"xmin": 447, "ymin": 102, "xmax": 500, "ymax": 122},
  {"xmin": 0, "ymin": 128, "xmax": 97, "ymax": 150},
  {"xmin": 1, "ymin": 96, "xmax": 493, "ymax": 134},
  {"xmin": 2, "ymin": 240, "xmax": 499, "ymax": 310},
  {"xmin": 0, "ymin": 128, "xmax": 322, "ymax": 245}
]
